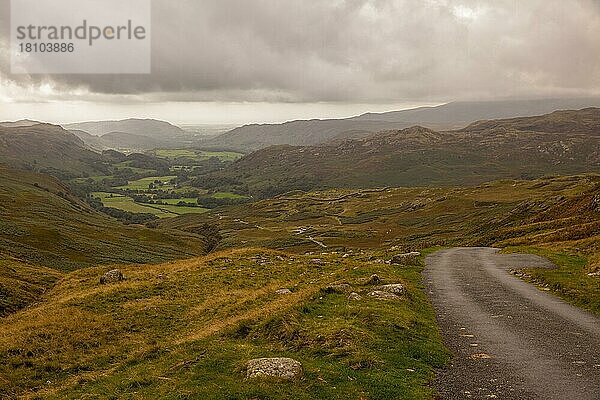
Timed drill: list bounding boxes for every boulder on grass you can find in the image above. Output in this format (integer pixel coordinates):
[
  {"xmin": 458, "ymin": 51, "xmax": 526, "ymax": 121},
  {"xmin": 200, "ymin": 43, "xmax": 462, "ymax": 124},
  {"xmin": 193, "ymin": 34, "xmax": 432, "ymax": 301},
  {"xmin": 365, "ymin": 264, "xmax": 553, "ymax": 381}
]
[
  {"xmin": 324, "ymin": 283, "xmax": 352, "ymax": 294},
  {"xmin": 246, "ymin": 357, "xmax": 303, "ymax": 379},
  {"xmin": 376, "ymin": 283, "xmax": 405, "ymax": 295},
  {"xmin": 389, "ymin": 252, "xmax": 421, "ymax": 265},
  {"xmin": 275, "ymin": 288, "xmax": 292, "ymax": 295},
  {"xmin": 100, "ymin": 269, "xmax": 124, "ymax": 285},
  {"xmin": 348, "ymin": 292, "xmax": 362, "ymax": 301},
  {"xmin": 367, "ymin": 274, "xmax": 382, "ymax": 285},
  {"xmin": 368, "ymin": 290, "xmax": 401, "ymax": 300}
]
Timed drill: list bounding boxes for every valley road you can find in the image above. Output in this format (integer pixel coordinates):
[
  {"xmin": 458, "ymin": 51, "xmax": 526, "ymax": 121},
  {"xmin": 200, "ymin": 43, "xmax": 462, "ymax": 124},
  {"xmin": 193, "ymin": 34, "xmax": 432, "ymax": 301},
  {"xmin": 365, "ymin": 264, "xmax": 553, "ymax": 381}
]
[{"xmin": 424, "ymin": 247, "xmax": 600, "ymax": 400}]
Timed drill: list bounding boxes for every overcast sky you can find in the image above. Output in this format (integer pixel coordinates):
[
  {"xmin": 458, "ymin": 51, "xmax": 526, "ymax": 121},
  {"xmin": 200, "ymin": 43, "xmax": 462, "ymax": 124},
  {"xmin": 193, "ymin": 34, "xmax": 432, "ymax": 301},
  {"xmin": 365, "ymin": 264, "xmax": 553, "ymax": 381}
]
[{"xmin": 1, "ymin": 0, "xmax": 599, "ymax": 124}]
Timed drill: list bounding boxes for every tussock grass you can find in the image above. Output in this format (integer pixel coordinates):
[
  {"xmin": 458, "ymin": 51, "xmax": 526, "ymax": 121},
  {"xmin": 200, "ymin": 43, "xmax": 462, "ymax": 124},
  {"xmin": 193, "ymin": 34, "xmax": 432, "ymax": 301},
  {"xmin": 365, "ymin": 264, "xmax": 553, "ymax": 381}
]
[{"xmin": 0, "ymin": 249, "xmax": 448, "ymax": 399}]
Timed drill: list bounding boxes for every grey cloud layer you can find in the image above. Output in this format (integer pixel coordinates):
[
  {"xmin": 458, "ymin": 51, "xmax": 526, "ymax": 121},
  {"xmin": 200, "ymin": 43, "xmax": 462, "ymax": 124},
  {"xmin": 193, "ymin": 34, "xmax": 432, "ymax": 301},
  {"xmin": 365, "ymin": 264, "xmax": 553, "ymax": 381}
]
[{"xmin": 1, "ymin": 0, "xmax": 600, "ymax": 102}]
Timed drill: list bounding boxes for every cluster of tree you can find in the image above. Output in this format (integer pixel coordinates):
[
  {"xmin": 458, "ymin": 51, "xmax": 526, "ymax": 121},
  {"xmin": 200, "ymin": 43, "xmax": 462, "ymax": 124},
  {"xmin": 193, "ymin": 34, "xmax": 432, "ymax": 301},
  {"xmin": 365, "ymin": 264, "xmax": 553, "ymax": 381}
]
[
  {"xmin": 98, "ymin": 207, "xmax": 158, "ymax": 224},
  {"xmin": 196, "ymin": 196, "xmax": 249, "ymax": 209},
  {"xmin": 69, "ymin": 177, "xmax": 129, "ymax": 198},
  {"xmin": 190, "ymin": 173, "xmax": 322, "ymax": 199},
  {"xmin": 131, "ymin": 196, "xmax": 201, "ymax": 208},
  {"xmin": 172, "ymin": 158, "xmax": 230, "ymax": 179},
  {"xmin": 102, "ymin": 150, "xmax": 171, "ymax": 174}
]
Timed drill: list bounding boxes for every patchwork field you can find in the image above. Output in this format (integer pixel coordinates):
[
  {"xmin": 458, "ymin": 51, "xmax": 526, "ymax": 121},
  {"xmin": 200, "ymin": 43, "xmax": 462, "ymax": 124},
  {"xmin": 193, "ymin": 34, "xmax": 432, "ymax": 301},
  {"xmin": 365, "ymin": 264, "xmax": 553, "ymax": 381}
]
[
  {"xmin": 153, "ymin": 149, "xmax": 244, "ymax": 162},
  {"xmin": 93, "ymin": 192, "xmax": 208, "ymax": 218},
  {"xmin": 116, "ymin": 176, "xmax": 178, "ymax": 191}
]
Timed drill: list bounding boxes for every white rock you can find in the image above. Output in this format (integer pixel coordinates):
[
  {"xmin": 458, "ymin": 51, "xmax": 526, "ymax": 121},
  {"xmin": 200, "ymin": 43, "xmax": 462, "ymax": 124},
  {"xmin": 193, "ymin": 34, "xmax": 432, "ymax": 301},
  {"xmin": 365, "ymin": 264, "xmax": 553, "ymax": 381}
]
[
  {"xmin": 99, "ymin": 269, "xmax": 124, "ymax": 285},
  {"xmin": 348, "ymin": 292, "xmax": 362, "ymax": 301},
  {"xmin": 376, "ymin": 283, "xmax": 405, "ymax": 295},
  {"xmin": 368, "ymin": 290, "xmax": 401, "ymax": 300},
  {"xmin": 246, "ymin": 358, "xmax": 303, "ymax": 379}
]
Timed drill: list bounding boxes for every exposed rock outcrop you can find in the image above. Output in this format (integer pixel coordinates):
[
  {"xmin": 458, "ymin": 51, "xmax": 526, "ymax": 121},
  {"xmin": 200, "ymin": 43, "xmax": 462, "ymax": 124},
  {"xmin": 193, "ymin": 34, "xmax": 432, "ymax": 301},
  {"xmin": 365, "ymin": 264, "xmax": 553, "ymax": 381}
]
[
  {"xmin": 99, "ymin": 269, "xmax": 124, "ymax": 285},
  {"xmin": 246, "ymin": 357, "xmax": 303, "ymax": 379},
  {"xmin": 389, "ymin": 252, "xmax": 421, "ymax": 265}
]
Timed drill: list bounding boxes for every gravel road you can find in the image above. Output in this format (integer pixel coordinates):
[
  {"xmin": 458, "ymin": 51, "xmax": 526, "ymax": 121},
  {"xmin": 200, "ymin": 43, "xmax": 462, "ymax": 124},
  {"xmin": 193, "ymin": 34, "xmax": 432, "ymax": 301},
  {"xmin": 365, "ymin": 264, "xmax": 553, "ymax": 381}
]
[{"xmin": 424, "ymin": 247, "xmax": 600, "ymax": 399}]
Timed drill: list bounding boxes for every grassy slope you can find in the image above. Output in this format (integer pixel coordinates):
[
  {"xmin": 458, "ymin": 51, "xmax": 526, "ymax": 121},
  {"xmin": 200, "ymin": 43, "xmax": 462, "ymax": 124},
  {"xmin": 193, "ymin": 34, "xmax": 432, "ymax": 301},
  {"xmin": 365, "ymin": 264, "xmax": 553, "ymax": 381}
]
[
  {"xmin": 161, "ymin": 175, "xmax": 598, "ymax": 251},
  {"xmin": 1, "ymin": 173, "xmax": 597, "ymax": 398},
  {"xmin": 162, "ymin": 175, "xmax": 600, "ymax": 313},
  {"xmin": 502, "ymin": 247, "xmax": 599, "ymax": 314},
  {"xmin": 0, "ymin": 124, "xmax": 110, "ymax": 179},
  {"xmin": 0, "ymin": 167, "xmax": 210, "ymax": 315},
  {"xmin": 0, "ymin": 258, "xmax": 63, "ymax": 317},
  {"xmin": 0, "ymin": 168, "xmax": 208, "ymax": 271},
  {"xmin": 0, "ymin": 249, "xmax": 448, "ymax": 399}
]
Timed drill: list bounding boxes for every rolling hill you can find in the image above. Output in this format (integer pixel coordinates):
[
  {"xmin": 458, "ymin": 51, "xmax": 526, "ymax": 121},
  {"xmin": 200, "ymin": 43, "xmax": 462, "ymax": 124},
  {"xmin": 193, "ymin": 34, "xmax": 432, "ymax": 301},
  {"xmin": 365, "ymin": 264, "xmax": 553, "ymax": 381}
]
[
  {"xmin": 0, "ymin": 167, "xmax": 209, "ymax": 270},
  {"xmin": 3, "ymin": 173, "xmax": 598, "ymax": 399},
  {"xmin": 162, "ymin": 173, "xmax": 600, "ymax": 311},
  {"xmin": 98, "ymin": 131, "xmax": 166, "ymax": 151},
  {"xmin": 207, "ymin": 98, "xmax": 600, "ymax": 152},
  {"xmin": 194, "ymin": 109, "xmax": 600, "ymax": 198},
  {"xmin": 68, "ymin": 129, "xmax": 109, "ymax": 151},
  {"xmin": 0, "ymin": 123, "xmax": 111, "ymax": 179},
  {"xmin": 0, "ymin": 167, "xmax": 211, "ymax": 315},
  {"xmin": 462, "ymin": 107, "xmax": 600, "ymax": 135},
  {"xmin": 65, "ymin": 118, "xmax": 186, "ymax": 138},
  {"xmin": 65, "ymin": 119, "xmax": 192, "ymax": 151}
]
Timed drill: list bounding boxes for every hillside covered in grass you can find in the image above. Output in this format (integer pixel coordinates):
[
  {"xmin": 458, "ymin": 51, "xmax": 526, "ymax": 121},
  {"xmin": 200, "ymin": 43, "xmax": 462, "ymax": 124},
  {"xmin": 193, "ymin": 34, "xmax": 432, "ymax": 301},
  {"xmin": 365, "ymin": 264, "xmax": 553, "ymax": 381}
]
[
  {"xmin": 0, "ymin": 167, "xmax": 210, "ymax": 270},
  {"xmin": 0, "ymin": 167, "xmax": 212, "ymax": 316},
  {"xmin": 0, "ymin": 123, "xmax": 111, "ymax": 179},
  {"xmin": 163, "ymin": 174, "xmax": 600, "ymax": 313},
  {"xmin": 1, "ymin": 169, "xmax": 598, "ymax": 398},
  {"xmin": 0, "ymin": 249, "xmax": 449, "ymax": 399}
]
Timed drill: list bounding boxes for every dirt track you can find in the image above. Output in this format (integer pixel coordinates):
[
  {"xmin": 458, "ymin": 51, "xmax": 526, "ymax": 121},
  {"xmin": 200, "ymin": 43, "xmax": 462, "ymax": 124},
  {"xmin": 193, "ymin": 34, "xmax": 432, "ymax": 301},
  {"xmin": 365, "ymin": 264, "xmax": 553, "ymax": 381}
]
[{"xmin": 424, "ymin": 247, "xmax": 600, "ymax": 399}]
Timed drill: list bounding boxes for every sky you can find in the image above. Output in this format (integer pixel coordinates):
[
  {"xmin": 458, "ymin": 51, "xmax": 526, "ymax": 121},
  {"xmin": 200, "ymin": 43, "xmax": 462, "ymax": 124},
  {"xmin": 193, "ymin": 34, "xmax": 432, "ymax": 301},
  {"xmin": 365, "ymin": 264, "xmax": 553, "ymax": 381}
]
[{"xmin": 1, "ymin": 0, "xmax": 599, "ymax": 124}]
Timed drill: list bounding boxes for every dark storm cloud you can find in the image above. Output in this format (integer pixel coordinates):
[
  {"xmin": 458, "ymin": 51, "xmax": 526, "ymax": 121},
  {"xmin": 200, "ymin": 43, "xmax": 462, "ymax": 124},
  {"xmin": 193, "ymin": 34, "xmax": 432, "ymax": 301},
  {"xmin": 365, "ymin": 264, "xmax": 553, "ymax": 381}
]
[{"xmin": 1, "ymin": 0, "xmax": 600, "ymax": 102}]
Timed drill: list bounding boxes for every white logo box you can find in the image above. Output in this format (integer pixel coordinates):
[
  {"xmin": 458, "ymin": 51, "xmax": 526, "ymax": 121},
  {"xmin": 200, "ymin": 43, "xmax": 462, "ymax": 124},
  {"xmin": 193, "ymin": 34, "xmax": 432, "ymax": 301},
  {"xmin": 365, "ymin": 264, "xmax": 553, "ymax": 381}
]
[{"xmin": 11, "ymin": 0, "xmax": 151, "ymax": 74}]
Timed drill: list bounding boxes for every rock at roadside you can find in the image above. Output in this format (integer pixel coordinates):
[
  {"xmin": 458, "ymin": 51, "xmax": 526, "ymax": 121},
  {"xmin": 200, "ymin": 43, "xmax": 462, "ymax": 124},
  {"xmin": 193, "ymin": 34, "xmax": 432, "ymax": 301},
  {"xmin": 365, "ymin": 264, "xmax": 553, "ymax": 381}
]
[
  {"xmin": 376, "ymin": 283, "xmax": 405, "ymax": 295},
  {"xmin": 246, "ymin": 358, "xmax": 303, "ymax": 379},
  {"xmin": 348, "ymin": 292, "xmax": 362, "ymax": 301},
  {"xmin": 368, "ymin": 290, "xmax": 400, "ymax": 300},
  {"xmin": 367, "ymin": 274, "xmax": 382, "ymax": 285},
  {"xmin": 389, "ymin": 252, "xmax": 421, "ymax": 265},
  {"xmin": 368, "ymin": 283, "xmax": 405, "ymax": 300},
  {"xmin": 100, "ymin": 269, "xmax": 124, "ymax": 285},
  {"xmin": 275, "ymin": 288, "xmax": 292, "ymax": 295},
  {"xmin": 324, "ymin": 283, "xmax": 352, "ymax": 294}
]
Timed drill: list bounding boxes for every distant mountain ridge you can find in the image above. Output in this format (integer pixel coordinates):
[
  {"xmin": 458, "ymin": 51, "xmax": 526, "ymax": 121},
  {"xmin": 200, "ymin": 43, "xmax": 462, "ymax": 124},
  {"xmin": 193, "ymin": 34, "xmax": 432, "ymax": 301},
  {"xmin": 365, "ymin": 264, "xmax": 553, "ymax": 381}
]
[
  {"xmin": 0, "ymin": 120, "xmax": 42, "ymax": 128},
  {"xmin": 207, "ymin": 98, "xmax": 600, "ymax": 152},
  {"xmin": 65, "ymin": 118, "xmax": 191, "ymax": 151},
  {"xmin": 0, "ymin": 123, "xmax": 110, "ymax": 179},
  {"xmin": 64, "ymin": 118, "xmax": 185, "ymax": 138},
  {"xmin": 462, "ymin": 108, "xmax": 600, "ymax": 135},
  {"xmin": 196, "ymin": 108, "xmax": 600, "ymax": 197}
]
